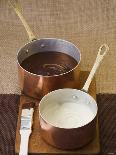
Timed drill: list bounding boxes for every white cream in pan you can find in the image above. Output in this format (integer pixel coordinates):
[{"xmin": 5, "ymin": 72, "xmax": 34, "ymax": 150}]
[
  {"xmin": 40, "ymin": 89, "xmax": 97, "ymax": 129},
  {"xmin": 41, "ymin": 102, "xmax": 95, "ymax": 128}
]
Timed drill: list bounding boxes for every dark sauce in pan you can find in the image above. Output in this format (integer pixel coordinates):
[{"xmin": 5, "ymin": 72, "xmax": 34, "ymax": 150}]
[{"xmin": 21, "ymin": 51, "xmax": 78, "ymax": 76}]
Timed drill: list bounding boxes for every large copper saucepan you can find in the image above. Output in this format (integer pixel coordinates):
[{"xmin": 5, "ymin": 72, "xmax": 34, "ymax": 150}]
[
  {"xmin": 39, "ymin": 44, "xmax": 109, "ymax": 149},
  {"xmin": 10, "ymin": 0, "xmax": 81, "ymax": 99}
]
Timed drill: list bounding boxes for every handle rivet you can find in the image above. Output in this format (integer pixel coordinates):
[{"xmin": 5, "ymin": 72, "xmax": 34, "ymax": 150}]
[
  {"xmin": 25, "ymin": 49, "xmax": 29, "ymax": 53},
  {"xmin": 40, "ymin": 44, "xmax": 45, "ymax": 48},
  {"xmin": 72, "ymin": 95, "xmax": 79, "ymax": 99}
]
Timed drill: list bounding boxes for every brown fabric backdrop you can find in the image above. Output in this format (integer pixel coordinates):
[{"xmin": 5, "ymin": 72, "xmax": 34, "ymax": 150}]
[{"xmin": 0, "ymin": 0, "xmax": 116, "ymax": 94}]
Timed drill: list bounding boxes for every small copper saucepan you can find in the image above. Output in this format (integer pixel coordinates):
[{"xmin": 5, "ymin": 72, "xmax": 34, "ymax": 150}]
[
  {"xmin": 9, "ymin": 0, "xmax": 81, "ymax": 99},
  {"xmin": 39, "ymin": 44, "xmax": 109, "ymax": 149}
]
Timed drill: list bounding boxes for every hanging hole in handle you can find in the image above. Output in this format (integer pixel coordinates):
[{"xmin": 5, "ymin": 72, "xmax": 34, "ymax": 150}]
[{"xmin": 99, "ymin": 44, "xmax": 109, "ymax": 55}]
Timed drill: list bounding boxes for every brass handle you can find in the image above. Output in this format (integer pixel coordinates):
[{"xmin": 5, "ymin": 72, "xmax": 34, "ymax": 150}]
[{"xmin": 9, "ymin": 0, "xmax": 36, "ymax": 41}]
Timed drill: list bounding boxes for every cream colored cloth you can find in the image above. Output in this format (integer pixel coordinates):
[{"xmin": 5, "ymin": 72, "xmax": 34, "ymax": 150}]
[{"xmin": 0, "ymin": 0, "xmax": 116, "ymax": 94}]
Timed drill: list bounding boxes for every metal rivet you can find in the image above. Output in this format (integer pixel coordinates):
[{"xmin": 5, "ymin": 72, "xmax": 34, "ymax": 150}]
[
  {"xmin": 72, "ymin": 95, "xmax": 79, "ymax": 99},
  {"xmin": 40, "ymin": 44, "xmax": 45, "ymax": 48},
  {"xmin": 25, "ymin": 49, "xmax": 29, "ymax": 53}
]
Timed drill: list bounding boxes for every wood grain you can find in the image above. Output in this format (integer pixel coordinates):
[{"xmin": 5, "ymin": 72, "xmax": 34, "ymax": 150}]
[{"xmin": 15, "ymin": 71, "xmax": 100, "ymax": 154}]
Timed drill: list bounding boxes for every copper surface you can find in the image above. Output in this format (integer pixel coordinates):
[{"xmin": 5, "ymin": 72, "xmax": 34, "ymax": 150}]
[
  {"xmin": 40, "ymin": 116, "xmax": 97, "ymax": 150},
  {"xmin": 17, "ymin": 38, "xmax": 81, "ymax": 99}
]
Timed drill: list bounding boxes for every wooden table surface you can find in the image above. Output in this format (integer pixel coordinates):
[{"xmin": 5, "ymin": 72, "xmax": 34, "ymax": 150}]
[{"xmin": 15, "ymin": 71, "xmax": 100, "ymax": 154}]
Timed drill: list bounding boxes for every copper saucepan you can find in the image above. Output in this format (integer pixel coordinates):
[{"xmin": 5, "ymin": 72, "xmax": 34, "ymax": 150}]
[
  {"xmin": 39, "ymin": 44, "xmax": 109, "ymax": 149},
  {"xmin": 9, "ymin": 0, "xmax": 81, "ymax": 99}
]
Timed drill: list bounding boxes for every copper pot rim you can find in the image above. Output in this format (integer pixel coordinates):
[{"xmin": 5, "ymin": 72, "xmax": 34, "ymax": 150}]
[
  {"xmin": 17, "ymin": 38, "xmax": 81, "ymax": 78},
  {"xmin": 39, "ymin": 88, "xmax": 98, "ymax": 130}
]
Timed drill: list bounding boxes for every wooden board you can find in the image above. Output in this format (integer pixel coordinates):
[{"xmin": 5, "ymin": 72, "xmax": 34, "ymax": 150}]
[{"xmin": 15, "ymin": 71, "xmax": 100, "ymax": 154}]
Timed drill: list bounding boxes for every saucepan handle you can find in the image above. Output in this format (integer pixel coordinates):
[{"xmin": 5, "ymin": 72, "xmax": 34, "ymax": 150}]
[
  {"xmin": 9, "ymin": 0, "xmax": 36, "ymax": 41},
  {"xmin": 82, "ymin": 44, "xmax": 109, "ymax": 93}
]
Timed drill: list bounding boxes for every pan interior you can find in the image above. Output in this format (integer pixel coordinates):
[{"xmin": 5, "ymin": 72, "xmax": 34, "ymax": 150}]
[
  {"xmin": 20, "ymin": 51, "xmax": 78, "ymax": 76},
  {"xmin": 40, "ymin": 89, "xmax": 97, "ymax": 129},
  {"xmin": 17, "ymin": 39, "xmax": 81, "ymax": 76}
]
